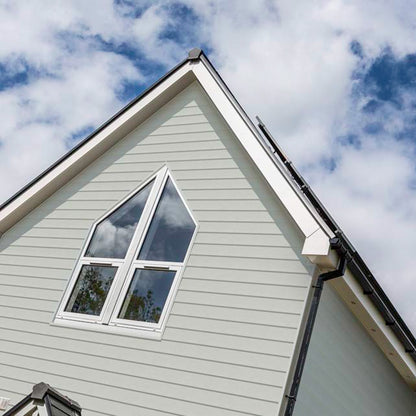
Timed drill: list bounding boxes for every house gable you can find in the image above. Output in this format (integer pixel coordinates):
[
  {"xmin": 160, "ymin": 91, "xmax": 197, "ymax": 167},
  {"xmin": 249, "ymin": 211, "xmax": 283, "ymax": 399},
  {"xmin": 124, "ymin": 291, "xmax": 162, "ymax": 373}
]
[{"xmin": 0, "ymin": 80, "xmax": 313, "ymax": 415}]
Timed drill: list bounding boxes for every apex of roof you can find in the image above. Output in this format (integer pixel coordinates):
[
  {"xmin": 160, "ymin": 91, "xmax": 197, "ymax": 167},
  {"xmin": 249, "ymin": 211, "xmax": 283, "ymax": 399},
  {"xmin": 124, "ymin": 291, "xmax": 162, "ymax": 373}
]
[{"xmin": 188, "ymin": 47, "xmax": 203, "ymax": 60}]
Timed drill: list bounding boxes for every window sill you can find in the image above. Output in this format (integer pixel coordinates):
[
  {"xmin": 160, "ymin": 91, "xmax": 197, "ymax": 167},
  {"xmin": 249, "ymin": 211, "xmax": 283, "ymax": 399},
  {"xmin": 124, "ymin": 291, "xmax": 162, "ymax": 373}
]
[{"xmin": 51, "ymin": 317, "xmax": 164, "ymax": 340}]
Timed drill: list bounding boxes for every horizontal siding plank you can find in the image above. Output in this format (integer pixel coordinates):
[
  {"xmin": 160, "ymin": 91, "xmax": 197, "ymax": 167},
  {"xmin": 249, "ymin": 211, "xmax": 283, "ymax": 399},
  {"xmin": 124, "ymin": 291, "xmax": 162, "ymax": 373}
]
[
  {"xmin": 0, "ymin": 294, "xmax": 57, "ymax": 312},
  {"xmin": 170, "ymin": 105, "xmax": 204, "ymax": 117},
  {"xmin": 198, "ymin": 222, "xmax": 281, "ymax": 234},
  {"xmin": 191, "ymin": 243, "xmax": 297, "ymax": 260},
  {"xmin": 194, "ymin": 211, "xmax": 273, "ymax": 223},
  {"xmin": 7, "ymin": 236, "xmax": 85, "ymax": 249},
  {"xmin": 0, "ymin": 264, "xmax": 70, "ymax": 279},
  {"xmin": 167, "ymin": 315, "xmax": 297, "ymax": 342},
  {"xmin": 31, "ymin": 219, "xmax": 92, "ymax": 230},
  {"xmin": 0, "ymin": 275, "xmax": 65, "ymax": 291},
  {"xmin": 103, "ymin": 158, "xmax": 238, "ymax": 172},
  {"xmin": 125, "ymin": 140, "xmax": 225, "ymax": 154},
  {"xmin": 71, "ymin": 181, "xmax": 137, "ymax": 193},
  {"xmin": 0, "ymin": 285, "xmax": 62, "ymax": 301},
  {"xmin": 0, "ymin": 254, "xmax": 75, "ymax": 270},
  {"xmin": 5, "ymin": 227, "xmax": 89, "ymax": 240},
  {"xmin": 175, "ymin": 291, "xmax": 304, "ymax": 315},
  {"xmin": 162, "ymin": 113, "xmax": 209, "ymax": 125},
  {"xmin": 150, "ymin": 122, "xmax": 216, "ymax": 135},
  {"xmin": 179, "ymin": 279, "xmax": 307, "ymax": 300},
  {"xmin": 67, "ymin": 192, "xmax": 127, "ymax": 202},
  {"xmin": 44, "ymin": 200, "xmax": 115, "ymax": 212},
  {"xmin": 189, "ymin": 199, "xmax": 266, "ymax": 211},
  {"xmin": 40, "ymin": 209, "xmax": 101, "ymax": 220},
  {"xmin": 187, "ymin": 254, "xmax": 307, "ymax": 273},
  {"xmin": 117, "ymin": 149, "xmax": 231, "ymax": 164},
  {"xmin": 178, "ymin": 178, "xmax": 251, "ymax": 190},
  {"xmin": 184, "ymin": 189, "xmax": 258, "ymax": 200},
  {"xmin": 2, "ymin": 245, "xmax": 79, "ymax": 259},
  {"xmin": 183, "ymin": 266, "xmax": 309, "ymax": 286},
  {"xmin": 194, "ymin": 232, "xmax": 289, "ymax": 247},
  {"xmin": 172, "ymin": 302, "xmax": 301, "ymax": 328},
  {"xmin": 174, "ymin": 168, "xmax": 245, "ymax": 180},
  {"xmin": 164, "ymin": 327, "xmax": 293, "ymax": 357},
  {"xmin": 143, "ymin": 131, "xmax": 222, "ymax": 144}
]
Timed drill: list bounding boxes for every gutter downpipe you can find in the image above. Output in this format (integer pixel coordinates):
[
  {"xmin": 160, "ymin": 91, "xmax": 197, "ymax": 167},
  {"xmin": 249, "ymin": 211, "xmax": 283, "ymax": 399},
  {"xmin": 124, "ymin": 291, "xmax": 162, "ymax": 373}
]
[{"xmin": 284, "ymin": 238, "xmax": 349, "ymax": 416}]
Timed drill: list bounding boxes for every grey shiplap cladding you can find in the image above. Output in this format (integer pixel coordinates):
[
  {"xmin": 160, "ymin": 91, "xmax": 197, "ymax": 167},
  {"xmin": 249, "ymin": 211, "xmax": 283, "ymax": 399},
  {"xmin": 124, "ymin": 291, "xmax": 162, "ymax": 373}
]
[
  {"xmin": 293, "ymin": 284, "xmax": 416, "ymax": 416},
  {"xmin": 0, "ymin": 82, "xmax": 311, "ymax": 415}
]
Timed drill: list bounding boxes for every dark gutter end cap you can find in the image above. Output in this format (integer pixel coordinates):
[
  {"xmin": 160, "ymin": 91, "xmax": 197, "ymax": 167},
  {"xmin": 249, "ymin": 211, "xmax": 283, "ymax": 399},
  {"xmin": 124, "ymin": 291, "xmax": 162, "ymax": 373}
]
[{"xmin": 188, "ymin": 48, "xmax": 203, "ymax": 60}]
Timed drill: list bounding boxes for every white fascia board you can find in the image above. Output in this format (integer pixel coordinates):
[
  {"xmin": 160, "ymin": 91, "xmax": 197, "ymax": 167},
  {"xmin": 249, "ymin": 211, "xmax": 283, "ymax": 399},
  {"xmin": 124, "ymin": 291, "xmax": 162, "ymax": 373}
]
[
  {"xmin": 191, "ymin": 59, "xmax": 333, "ymax": 256},
  {"xmin": 331, "ymin": 268, "xmax": 416, "ymax": 387},
  {"xmin": 0, "ymin": 62, "xmax": 195, "ymax": 234}
]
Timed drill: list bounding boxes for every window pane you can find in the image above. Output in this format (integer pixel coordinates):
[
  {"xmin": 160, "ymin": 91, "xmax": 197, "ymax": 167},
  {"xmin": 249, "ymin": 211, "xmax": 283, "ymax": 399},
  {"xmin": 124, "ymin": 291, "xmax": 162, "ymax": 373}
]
[
  {"xmin": 65, "ymin": 265, "xmax": 117, "ymax": 316},
  {"xmin": 118, "ymin": 268, "xmax": 176, "ymax": 323},
  {"xmin": 85, "ymin": 180, "xmax": 153, "ymax": 259},
  {"xmin": 138, "ymin": 178, "xmax": 195, "ymax": 262}
]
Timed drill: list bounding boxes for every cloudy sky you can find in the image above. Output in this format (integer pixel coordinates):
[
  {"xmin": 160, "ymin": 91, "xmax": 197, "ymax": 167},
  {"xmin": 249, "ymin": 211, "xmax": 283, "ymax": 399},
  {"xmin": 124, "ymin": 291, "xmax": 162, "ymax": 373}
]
[{"xmin": 1, "ymin": 0, "xmax": 416, "ymax": 333}]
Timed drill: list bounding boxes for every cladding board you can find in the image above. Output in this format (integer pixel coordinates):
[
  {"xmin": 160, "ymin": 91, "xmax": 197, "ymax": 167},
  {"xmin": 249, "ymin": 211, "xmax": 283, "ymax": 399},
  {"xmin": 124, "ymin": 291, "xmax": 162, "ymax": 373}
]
[
  {"xmin": 293, "ymin": 284, "xmax": 416, "ymax": 416},
  {"xmin": 0, "ymin": 82, "xmax": 311, "ymax": 415}
]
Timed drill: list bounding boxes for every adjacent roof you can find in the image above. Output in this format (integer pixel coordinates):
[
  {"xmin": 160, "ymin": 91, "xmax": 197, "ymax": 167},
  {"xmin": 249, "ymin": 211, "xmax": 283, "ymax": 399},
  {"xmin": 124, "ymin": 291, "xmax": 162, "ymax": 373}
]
[
  {"xmin": 0, "ymin": 48, "xmax": 415, "ymax": 385},
  {"xmin": 4, "ymin": 382, "xmax": 81, "ymax": 416}
]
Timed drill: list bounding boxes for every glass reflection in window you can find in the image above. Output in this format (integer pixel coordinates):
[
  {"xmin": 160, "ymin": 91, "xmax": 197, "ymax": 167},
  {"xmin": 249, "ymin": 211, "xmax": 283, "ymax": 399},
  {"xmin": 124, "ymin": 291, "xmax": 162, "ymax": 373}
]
[
  {"xmin": 118, "ymin": 268, "xmax": 176, "ymax": 323},
  {"xmin": 85, "ymin": 180, "xmax": 153, "ymax": 259},
  {"xmin": 65, "ymin": 265, "xmax": 117, "ymax": 316},
  {"xmin": 138, "ymin": 178, "xmax": 195, "ymax": 263}
]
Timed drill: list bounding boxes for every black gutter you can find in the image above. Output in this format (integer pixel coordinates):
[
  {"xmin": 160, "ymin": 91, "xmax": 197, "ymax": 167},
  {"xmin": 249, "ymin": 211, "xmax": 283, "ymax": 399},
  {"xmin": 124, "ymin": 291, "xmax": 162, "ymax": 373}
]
[
  {"xmin": 284, "ymin": 240, "xmax": 349, "ymax": 416},
  {"xmin": 256, "ymin": 117, "xmax": 416, "ymax": 365}
]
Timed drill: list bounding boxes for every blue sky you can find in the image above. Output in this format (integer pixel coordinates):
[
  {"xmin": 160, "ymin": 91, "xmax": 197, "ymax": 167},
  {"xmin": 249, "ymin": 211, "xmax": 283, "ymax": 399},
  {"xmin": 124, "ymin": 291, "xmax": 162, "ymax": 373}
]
[{"xmin": 1, "ymin": 0, "xmax": 416, "ymax": 334}]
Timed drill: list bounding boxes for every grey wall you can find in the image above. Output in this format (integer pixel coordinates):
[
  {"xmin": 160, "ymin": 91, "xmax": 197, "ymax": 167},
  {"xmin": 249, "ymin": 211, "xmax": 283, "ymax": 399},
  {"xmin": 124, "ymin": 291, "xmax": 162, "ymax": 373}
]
[
  {"xmin": 294, "ymin": 283, "xmax": 416, "ymax": 416},
  {"xmin": 0, "ymin": 82, "xmax": 313, "ymax": 416}
]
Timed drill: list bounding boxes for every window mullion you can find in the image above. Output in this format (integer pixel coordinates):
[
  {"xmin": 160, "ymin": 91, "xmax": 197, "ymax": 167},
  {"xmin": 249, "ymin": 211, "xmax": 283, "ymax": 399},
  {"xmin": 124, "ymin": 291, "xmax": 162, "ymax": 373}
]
[{"xmin": 102, "ymin": 167, "xmax": 168, "ymax": 323}]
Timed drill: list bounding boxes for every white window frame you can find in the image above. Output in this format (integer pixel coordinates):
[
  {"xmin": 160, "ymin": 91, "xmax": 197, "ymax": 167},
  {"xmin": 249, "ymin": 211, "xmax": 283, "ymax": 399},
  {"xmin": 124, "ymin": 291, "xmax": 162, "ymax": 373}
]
[{"xmin": 54, "ymin": 166, "xmax": 198, "ymax": 338}]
